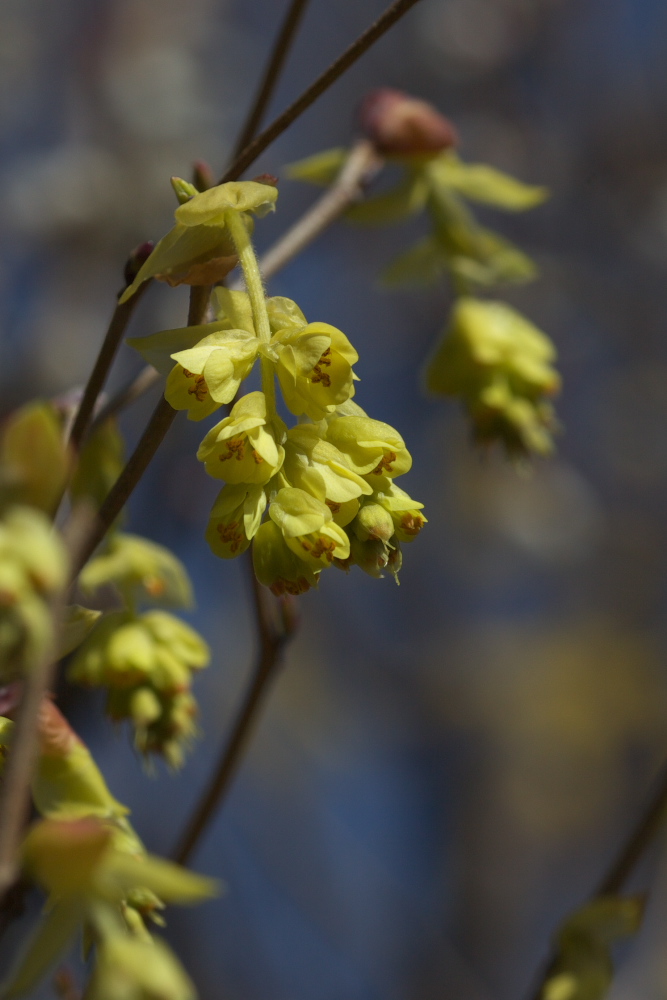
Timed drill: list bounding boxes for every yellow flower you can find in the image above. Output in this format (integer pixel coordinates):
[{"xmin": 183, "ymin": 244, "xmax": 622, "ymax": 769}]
[
  {"xmin": 372, "ymin": 477, "xmax": 427, "ymax": 542},
  {"xmin": 128, "ymin": 324, "xmax": 260, "ymax": 422},
  {"xmin": 205, "ymin": 484, "xmax": 266, "ymax": 559},
  {"xmin": 269, "ymin": 488, "xmax": 350, "ymax": 570},
  {"xmin": 252, "ymin": 521, "xmax": 320, "ymax": 596},
  {"xmin": 197, "ymin": 392, "xmax": 285, "ymax": 485},
  {"xmin": 282, "ymin": 424, "xmax": 372, "ymax": 518},
  {"xmin": 267, "ymin": 321, "xmax": 359, "ymax": 420},
  {"xmin": 119, "ymin": 180, "xmax": 278, "ymax": 302},
  {"xmin": 324, "ymin": 415, "xmax": 412, "ymax": 480}
]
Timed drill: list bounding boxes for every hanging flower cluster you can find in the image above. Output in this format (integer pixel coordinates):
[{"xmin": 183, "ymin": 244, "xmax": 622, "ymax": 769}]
[
  {"xmin": 126, "ymin": 179, "xmax": 425, "ymax": 595},
  {"xmin": 0, "ymin": 703, "xmax": 217, "ymax": 1000},
  {"xmin": 288, "ymin": 89, "xmax": 560, "ymax": 459},
  {"xmin": 68, "ymin": 534, "xmax": 210, "ymax": 768}
]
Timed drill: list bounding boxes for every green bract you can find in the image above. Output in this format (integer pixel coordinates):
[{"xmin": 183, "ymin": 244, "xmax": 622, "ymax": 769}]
[
  {"xmin": 197, "ymin": 391, "xmax": 285, "ymax": 485},
  {"xmin": 119, "ymin": 180, "xmax": 278, "ymax": 303}
]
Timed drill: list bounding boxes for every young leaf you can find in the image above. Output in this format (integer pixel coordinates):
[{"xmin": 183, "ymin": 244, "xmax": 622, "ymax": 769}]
[
  {"xmin": 345, "ymin": 174, "xmax": 428, "ymax": 226},
  {"xmin": 59, "ymin": 605, "xmax": 103, "ymax": 659},
  {"xmin": 429, "ymin": 154, "xmax": 549, "ymax": 210},
  {"xmin": 380, "ymin": 237, "xmax": 447, "ymax": 287},
  {"xmin": 285, "ymin": 148, "xmax": 347, "ymax": 186}
]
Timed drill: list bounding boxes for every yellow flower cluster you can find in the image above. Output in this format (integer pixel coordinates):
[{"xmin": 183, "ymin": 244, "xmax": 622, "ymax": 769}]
[
  {"xmin": 426, "ymin": 297, "xmax": 560, "ymax": 458},
  {"xmin": 0, "ymin": 703, "xmax": 217, "ymax": 1000},
  {"xmin": 69, "ymin": 534, "xmax": 209, "ymax": 767},
  {"xmin": 126, "ymin": 180, "xmax": 425, "ymax": 595}
]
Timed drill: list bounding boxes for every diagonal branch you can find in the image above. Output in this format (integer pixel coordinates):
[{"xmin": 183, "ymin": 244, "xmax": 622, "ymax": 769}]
[
  {"xmin": 231, "ymin": 0, "xmax": 311, "ymax": 161},
  {"xmin": 68, "ymin": 283, "xmax": 149, "ymax": 452},
  {"xmin": 172, "ymin": 562, "xmax": 297, "ymax": 866},
  {"xmin": 220, "ymin": 0, "xmax": 423, "ymax": 183},
  {"xmin": 527, "ymin": 757, "xmax": 667, "ymax": 1000},
  {"xmin": 68, "ymin": 285, "xmax": 211, "ymax": 580}
]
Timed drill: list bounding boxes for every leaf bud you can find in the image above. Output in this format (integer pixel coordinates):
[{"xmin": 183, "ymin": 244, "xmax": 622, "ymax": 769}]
[
  {"xmin": 358, "ymin": 88, "xmax": 458, "ymax": 158},
  {"xmin": 123, "ymin": 242, "xmax": 155, "ymax": 288}
]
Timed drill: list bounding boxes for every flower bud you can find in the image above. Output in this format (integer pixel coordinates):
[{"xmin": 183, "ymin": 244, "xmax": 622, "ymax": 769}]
[
  {"xmin": 123, "ymin": 242, "xmax": 155, "ymax": 288},
  {"xmin": 352, "ymin": 502, "xmax": 395, "ymax": 543},
  {"xmin": 358, "ymin": 88, "xmax": 458, "ymax": 158},
  {"xmin": 192, "ymin": 160, "xmax": 214, "ymax": 192}
]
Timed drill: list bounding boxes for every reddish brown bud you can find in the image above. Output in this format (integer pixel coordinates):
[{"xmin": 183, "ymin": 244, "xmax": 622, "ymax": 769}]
[
  {"xmin": 192, "ymin": 160, "xmax": 214, "ymax": 192},
  {"xmin": 252, "ymin": 173, "xmax": 279, "ymax": 187},
  {"xmin": 358, "ymin": 88, "xmax": 458, "ymax": 157},
  {"xmin": 123, "ymin": 241, "xmax": 154, "ymax": 287}
]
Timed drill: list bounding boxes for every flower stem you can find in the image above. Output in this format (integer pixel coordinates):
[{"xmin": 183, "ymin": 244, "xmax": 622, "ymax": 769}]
[{"xmin": 224, "ymin": 209, "xmax": 277, "ymax": 417}]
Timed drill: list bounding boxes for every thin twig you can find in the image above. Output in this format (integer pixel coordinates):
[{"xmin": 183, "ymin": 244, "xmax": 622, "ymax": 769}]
[
  {"xmin": 220, "ymin": 0, "xmax": 423, "ymax": 183},
  {"xmin": 231, "ymin": 0, "xmax": 311, "ymax": 161},
  {"xmin": 595, "ymin": 761, "xmax": 667, "ymax": 896},
  {"xmin": 235, "ymin": 139, "xmax": 382, "ymax": 284},
  {"xmin": 90, "ymin": 365, "xmax": 161, "ymax": 433},
  {"xmin": 68, "ymin": 286, "xmax": 212, "ymax": 580},
  {"xmin": 527, "ymin": 757, "xmax": 667, "ymax": 1000},
  {"xmin": 0, "ymin": 503, "xmax": 95, "ymax": 901},
  {"xmin": 172, "ymin": 560, "xmax": 296, "ymax": 866},
  {"xmin": 68, "ymin": 284, "xmax": 148, "ymax": 452}
]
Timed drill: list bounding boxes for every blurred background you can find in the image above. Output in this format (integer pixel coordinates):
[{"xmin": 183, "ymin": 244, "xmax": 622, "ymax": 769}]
[{"xmin": 2, "ymin": 0, "xmax": 667, "ymax": 998}]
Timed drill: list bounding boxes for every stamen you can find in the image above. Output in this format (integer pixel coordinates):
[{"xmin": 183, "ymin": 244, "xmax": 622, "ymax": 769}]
[
  {"xmin": 219, "ymin": 437, "xmax": 246, "ymax": 462},
  {"xmin": 183, "ymin": 368, "xmax": 209, "ymax": 402},
  {"xmin": 216, "ymin": 520, "xmax": 244, "ymax": 553},
  {"xmin": 370, "ymin": 451, "xmax": 397, "ymax": 475},
  {"xmin": 325, "ymin": 500, "xmax": 341, "ymax": 514},
  {"xmin": 310, "ymin": 348, "xmax": 333, "ymax": 387}
]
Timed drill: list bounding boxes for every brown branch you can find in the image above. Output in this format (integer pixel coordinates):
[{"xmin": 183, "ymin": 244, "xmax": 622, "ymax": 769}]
[
  {"xmin": 90, "ymin": 365, "xmax": 161, "ymax": 433},
  {"xmin": 219, "ymin": 0, "xmax": 424, "ymax": 184},
  {"xmin": 68, "ymin": 285, "xmax": 211, "ymax": 580},
  {"xmin": 527, "ymin": 757, "xmax": 667, "ymax": 1000},
  {"xmin": 0, "ymin": 504, "xmax": 95, "ymax": 901},
  {"xmin": 594, "ymin": 761, "xmax": 667, "ymax": 896},
  {"xmin": 239, "ymin": 139, "xmax": 382, "ymax": 283},
  {"xmin": 231, "ymin": 0, "xmax": 311, "ymax": 161},
  {"xmin": 172, "ymin": 560, "xmax": 297, "ymax": 866},
  {"xmin": 67, "ymin": 283, "xmax": 148, "ymax": 452}
]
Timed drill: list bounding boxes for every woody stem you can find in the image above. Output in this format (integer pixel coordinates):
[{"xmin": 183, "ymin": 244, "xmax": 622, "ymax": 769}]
[{"xmin": 224, "ymin": 209, "xmax": 277, "ymax": 417}]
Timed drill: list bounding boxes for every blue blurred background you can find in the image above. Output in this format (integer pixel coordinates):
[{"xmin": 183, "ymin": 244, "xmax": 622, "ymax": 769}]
[{"xmin": 3, "ymin": 1, "xmax": 667, "ymax": 998}]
